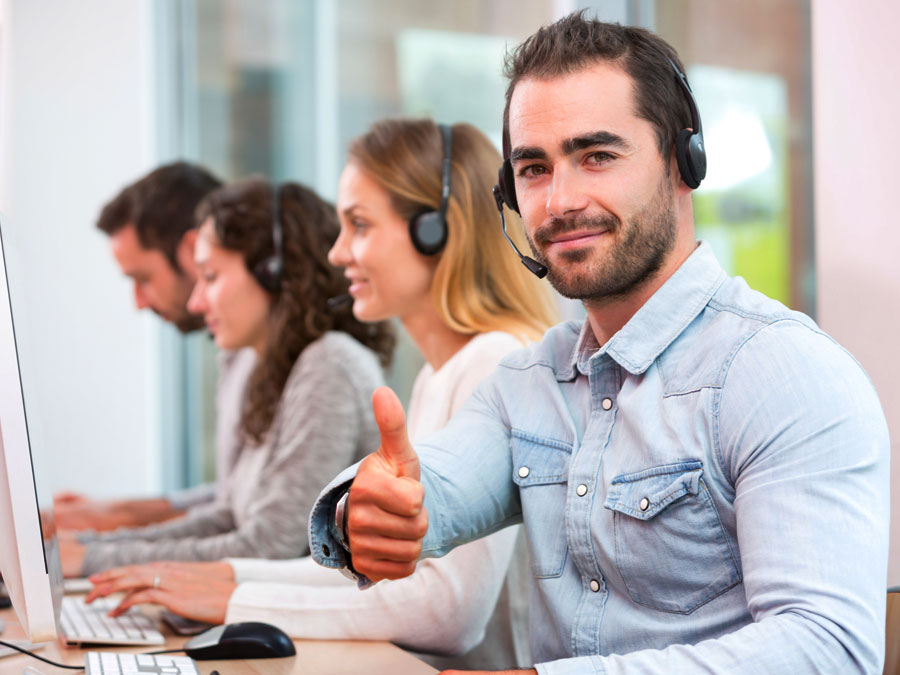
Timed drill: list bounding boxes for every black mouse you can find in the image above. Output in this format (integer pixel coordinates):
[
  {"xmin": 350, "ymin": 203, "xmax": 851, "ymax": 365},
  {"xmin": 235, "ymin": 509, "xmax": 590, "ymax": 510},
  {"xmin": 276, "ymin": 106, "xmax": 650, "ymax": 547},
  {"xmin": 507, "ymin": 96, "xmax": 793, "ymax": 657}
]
[{"xmin": 182, "ymin": 621, "xmax": 296, "ymax": 660}]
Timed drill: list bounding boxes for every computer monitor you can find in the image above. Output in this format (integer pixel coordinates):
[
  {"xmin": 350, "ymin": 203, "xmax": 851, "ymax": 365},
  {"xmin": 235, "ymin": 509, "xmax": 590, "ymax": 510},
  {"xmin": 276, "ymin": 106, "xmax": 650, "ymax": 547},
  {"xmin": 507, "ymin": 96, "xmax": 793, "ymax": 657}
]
[{"xmin": 0, "ymin": 216, "xmax": 62, "ymax": 642}]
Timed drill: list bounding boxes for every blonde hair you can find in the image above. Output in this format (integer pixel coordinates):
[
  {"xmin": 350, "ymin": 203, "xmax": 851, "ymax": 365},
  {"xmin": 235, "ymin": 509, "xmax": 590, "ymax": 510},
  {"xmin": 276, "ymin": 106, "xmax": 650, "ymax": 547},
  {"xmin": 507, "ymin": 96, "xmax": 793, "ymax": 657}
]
[{"xmin": 348, "ymin": 119, "xmax": 559, "ymax": 342}]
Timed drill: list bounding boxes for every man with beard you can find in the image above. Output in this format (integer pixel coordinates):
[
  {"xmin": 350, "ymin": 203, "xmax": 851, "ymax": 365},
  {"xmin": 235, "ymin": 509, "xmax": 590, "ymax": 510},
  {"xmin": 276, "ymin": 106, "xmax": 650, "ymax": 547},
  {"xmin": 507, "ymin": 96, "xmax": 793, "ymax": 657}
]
[
  {"xmin": 309, "ymin": 13, "xmax": 889, "ymax": 675},
  {"xmin": 54, "ymin": 162, "xmax": 254, "ymax": 533}
]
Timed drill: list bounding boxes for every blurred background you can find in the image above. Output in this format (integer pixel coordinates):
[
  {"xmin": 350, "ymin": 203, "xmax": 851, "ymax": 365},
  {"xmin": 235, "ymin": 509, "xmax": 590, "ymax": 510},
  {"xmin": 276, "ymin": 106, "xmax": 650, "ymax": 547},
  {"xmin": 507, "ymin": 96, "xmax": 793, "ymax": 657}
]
[{"xmin": 0, "ymin": 0, "xmax": 897, "ymax": 579}]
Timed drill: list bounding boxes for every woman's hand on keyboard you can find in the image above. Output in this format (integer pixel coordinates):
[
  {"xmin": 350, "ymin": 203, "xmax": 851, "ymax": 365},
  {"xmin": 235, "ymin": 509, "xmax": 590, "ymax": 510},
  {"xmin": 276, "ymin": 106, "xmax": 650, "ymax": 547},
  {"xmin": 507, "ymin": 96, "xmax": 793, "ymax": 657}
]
[{"xmin": 85, "ymin": 561, "xmax": 237, "ymax": 624}]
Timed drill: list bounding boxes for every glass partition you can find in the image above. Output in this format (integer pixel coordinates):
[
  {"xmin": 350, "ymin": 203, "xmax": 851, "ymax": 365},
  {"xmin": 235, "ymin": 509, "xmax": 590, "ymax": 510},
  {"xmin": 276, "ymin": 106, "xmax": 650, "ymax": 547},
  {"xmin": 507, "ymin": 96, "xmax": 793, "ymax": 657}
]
[{"xmin": 164, "ymin": 0, "xmax": 813, "ymax": 485}]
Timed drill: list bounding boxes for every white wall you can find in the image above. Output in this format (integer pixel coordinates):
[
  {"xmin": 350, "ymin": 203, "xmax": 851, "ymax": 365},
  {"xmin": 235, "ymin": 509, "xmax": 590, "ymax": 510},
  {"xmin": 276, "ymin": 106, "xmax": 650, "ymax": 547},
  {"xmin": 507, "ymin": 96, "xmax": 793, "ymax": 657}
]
[
  {"xmin": 0, "ymin": 0, "xmax": 164, "ymax": 501},
  {"xmin": 812, "ymin": 1, "xmax": 900, "ymax": 584}
]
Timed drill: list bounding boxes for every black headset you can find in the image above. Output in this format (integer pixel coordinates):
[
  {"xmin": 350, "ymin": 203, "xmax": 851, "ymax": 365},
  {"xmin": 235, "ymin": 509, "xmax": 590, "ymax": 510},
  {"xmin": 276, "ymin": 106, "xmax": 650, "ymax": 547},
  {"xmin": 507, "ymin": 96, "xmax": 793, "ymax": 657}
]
[
  {"xmin": 409, "ymin": 123, "xmax": 452, "ymax": 256},
  {"xmin": 493, "ymin": 58, "xmax": 707, "ymax": 226},
  {"xmin": 669, "ymin": 59, "xmax": 707, "ymax": 189},
  {"xmin": 253, "ymin": 184, "xmax": 285, "ymax": 293}
]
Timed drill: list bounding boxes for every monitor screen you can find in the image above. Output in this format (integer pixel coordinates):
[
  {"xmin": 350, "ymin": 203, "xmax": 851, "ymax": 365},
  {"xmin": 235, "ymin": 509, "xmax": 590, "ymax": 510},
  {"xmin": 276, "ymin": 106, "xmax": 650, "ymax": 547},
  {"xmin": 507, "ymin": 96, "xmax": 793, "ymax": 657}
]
[{"xmin": 0, "ymin": 216, "xmax": 61, "ymax": 642}]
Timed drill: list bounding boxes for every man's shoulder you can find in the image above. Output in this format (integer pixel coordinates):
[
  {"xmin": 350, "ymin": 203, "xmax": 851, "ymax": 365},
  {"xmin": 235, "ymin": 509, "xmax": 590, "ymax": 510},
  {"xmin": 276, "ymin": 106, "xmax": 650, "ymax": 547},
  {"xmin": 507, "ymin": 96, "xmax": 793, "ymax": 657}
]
[{"xmin": 660, "ymin": 276, "xmax": 855, "ymax": 393}]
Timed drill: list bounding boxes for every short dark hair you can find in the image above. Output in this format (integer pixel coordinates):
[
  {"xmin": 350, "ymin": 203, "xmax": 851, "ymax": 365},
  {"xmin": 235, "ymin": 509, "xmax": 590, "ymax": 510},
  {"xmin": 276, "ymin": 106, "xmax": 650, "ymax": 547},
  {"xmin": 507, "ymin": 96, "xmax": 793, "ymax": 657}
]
[
  {"xmin": 502, "ymin": 11, "xmax": 691, "ymax": 160},
  {"xmin": 96, "ymin": 161, "xmax": 222, "ymax": 269}
]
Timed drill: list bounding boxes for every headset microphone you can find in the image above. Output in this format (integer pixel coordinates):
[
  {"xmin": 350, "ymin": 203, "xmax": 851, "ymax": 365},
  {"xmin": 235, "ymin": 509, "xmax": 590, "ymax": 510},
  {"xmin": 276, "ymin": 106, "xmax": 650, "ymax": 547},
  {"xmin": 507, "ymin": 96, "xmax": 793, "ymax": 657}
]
[
  {"xmin": 491, "ymin": 185, "xmax": 547, "ymax": 279},
  {"xmin": 327, "ymin": 294, "xmax": 353, "ymax": 310}
]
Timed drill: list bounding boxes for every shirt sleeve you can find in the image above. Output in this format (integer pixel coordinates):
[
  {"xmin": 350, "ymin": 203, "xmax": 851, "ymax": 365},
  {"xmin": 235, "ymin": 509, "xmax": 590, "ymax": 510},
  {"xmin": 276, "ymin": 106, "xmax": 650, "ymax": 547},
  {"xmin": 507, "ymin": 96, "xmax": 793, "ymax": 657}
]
[
  {"xmin": 165, "ymin": 482, "xmax": 217, "ymax": 512},
  {"xmin": 536, "ymin": 322, "xmax": 890, "ymax": 675},
  {"xmin": 227, "ymin": 526, "xmax": 519, "ymax": 656},
  {"xmin": 309, "ymin": 368, "xmax": 523, "ymax": 577},
  {"xmin": 81, "ymin": 345, "xmax": 374, "ymax": 576}
]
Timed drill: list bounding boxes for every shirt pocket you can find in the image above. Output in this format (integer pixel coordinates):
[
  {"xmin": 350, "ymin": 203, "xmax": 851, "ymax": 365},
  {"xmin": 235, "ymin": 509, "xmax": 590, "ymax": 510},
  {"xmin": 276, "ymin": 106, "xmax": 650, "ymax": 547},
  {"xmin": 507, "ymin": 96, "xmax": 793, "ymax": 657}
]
[
  {"xmin": 603, "ymin": 460, "xmax": 741, "ymax": 614},
  {"xmin": 510, "ymin": 430, "xmax": 572, "ymax": 578}
]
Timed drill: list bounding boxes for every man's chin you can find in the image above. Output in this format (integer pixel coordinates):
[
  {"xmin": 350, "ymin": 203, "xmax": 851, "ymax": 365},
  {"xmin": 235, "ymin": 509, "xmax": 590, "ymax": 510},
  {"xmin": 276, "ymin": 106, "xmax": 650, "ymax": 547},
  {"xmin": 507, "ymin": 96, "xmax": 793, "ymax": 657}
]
[{"xmin": 173, "ymin": 314, "xmax": 206, "ymax": 333}]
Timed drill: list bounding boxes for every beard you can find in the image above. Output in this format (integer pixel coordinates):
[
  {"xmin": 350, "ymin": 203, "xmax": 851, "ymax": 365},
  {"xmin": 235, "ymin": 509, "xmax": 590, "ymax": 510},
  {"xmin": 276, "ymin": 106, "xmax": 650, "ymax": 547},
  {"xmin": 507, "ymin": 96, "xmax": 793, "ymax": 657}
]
[
  {"xmin": 528, "ymin": 176, "xmax": 677, "ymax": 302},
  {"xmin": 172, "ymin": 310, "xmax": 206, "ymax": 333}
]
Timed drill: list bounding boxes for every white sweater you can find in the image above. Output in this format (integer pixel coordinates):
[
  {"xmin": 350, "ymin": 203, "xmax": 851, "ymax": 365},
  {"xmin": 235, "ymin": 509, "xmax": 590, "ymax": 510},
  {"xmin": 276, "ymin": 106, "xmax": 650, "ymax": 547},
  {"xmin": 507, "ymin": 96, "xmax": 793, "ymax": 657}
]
[{"xmin": 225, "ymin": 331, "xmax": 531, "ymax": 669}]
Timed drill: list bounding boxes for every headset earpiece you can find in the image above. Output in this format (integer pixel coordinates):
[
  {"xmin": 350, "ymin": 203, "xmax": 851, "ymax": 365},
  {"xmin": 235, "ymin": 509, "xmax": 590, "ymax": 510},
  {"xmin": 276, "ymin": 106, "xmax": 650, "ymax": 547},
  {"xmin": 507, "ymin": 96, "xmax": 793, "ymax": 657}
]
[
  {"xmin": 675, "ymin": 128, "xmax": 701, "ymax": 189},
  {"xmin": 408, "ymin": 209, "xmax": 448, "ymax": 255},
  {"xmin": 253, "ymin": 256, "xmax": 283, "ymax": 293},
  {"xmin": 253, "ymin": 184, "xmax": 284, "ymax": 293},
  {"xmin": 409, "ymin": 124, "xmax": 453, "ymax": 256},
  {"xmin": 669, "ymin": 59, "xmax": 707, "ymax": 190},
  {"xmin": 496, "ymin": 160, "xmax": 519, "ymax": 214}
]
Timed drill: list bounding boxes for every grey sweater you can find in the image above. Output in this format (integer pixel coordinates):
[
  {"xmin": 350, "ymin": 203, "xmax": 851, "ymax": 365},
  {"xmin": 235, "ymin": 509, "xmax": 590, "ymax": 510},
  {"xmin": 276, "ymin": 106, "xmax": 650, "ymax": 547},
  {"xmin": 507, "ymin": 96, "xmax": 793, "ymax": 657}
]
[{"xmin": 80, "ymin": 332, "xmax": 383, "ymax": 575}]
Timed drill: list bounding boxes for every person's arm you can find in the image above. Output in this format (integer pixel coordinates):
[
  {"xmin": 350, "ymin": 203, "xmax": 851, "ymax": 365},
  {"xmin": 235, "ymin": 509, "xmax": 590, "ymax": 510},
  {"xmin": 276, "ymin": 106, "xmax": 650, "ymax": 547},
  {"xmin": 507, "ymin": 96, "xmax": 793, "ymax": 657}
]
[
  {"xmin": 80, "ymin": 351, "xmax": 372, "ymax": 576},
  {"xmin": 165, "ymin": 482, "xmax": 218, "ymax": 512},
  {"xmin": 533, "ymin": 323, "xmax": 890, "ymax": 675},
  {"xmin": 228, "ymin": 526, "xmax": 520, "ymax": 656},
  {"xmin": 53, "ymin": 493, "xmax": 186, "ymax": 532},
  {"xmin": 309, "ymin": 379, "xmax": 522, "ymax": 582}
]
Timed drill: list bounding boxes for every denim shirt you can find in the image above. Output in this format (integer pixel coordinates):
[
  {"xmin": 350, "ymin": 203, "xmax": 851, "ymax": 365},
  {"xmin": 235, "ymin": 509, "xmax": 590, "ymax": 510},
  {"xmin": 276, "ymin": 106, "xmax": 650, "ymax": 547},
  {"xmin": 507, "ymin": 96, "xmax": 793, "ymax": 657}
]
[{"xmin": 310, "ymin": 242, "xmax": 890, "ymax": 674}]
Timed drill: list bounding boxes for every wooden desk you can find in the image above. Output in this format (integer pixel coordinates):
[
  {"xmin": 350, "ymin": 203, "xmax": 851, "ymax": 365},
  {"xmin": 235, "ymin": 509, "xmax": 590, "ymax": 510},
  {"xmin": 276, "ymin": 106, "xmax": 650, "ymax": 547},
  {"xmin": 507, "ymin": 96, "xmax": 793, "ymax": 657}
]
[{"xmin": 0, "ymin": 607, "xmax": 438, "ymax": 674}]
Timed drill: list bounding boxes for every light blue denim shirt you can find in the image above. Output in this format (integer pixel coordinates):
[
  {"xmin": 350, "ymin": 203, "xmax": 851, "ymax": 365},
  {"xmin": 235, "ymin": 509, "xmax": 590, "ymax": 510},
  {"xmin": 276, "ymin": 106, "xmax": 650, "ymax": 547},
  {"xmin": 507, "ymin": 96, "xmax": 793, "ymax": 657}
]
[{"xmin": 310, "ymin": 242, "xmax": 890, "ymax": 674}]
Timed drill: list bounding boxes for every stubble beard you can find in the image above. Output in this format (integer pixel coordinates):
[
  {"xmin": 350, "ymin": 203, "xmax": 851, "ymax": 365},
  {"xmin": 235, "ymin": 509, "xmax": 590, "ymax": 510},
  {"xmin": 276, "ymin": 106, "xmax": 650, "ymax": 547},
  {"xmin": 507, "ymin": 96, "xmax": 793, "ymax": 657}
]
[
  {"xmin": 173, "ymin": 310, "xmax": 206, "ymax": 333},
  {"xmin": 528, "ymin": 177, "xmax": 677, "ymax": 302}
]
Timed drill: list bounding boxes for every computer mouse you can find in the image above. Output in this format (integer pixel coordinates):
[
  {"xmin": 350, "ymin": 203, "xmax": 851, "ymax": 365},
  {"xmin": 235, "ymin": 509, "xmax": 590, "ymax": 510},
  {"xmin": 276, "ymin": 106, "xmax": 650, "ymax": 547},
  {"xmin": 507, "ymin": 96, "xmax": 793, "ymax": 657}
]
[{"xmin": 183, "ymin": 621, "xmax": 296, "ymax": 660}]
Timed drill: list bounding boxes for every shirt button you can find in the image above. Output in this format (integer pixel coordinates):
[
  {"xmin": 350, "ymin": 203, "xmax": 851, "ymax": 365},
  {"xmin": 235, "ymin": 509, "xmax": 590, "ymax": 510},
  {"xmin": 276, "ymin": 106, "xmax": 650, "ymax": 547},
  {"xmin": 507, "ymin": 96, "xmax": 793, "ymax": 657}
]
[
  {"xmin": 601, "ymin": 397, "xmax": 613, "ymax": 410},
  {"xmin": 322, "ymin": 544, "xmax": 331, "ymax": 557},
  {"xmin": 518, "ymin": 466, "xmax": 530, "ymax": 478},
  {"xmin": 639, "ymin": 497, "xmax": 650, "ymax": 511},
  {"xmin": 576, "ymin": 484, "xmax": 588, "ymax": 497},
  {"xmin": 590, "ymin": 579, "xmax": 600, "ymax": 592}
]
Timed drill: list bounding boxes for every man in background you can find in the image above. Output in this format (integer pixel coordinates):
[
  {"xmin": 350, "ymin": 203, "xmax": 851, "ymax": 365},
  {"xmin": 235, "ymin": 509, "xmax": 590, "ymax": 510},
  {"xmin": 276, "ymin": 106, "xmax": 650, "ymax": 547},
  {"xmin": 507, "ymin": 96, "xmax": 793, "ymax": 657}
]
[{"xmin": 55, "ymin": 162, "xmax": 254, "ymax": 532}]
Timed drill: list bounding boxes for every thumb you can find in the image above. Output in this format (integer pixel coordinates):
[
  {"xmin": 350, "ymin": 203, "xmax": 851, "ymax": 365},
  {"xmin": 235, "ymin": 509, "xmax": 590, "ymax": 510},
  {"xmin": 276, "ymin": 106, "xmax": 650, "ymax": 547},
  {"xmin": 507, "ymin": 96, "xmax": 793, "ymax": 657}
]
[{"xmin": 372, "ymin": 386, "xmax": 419, "ymax": 480}]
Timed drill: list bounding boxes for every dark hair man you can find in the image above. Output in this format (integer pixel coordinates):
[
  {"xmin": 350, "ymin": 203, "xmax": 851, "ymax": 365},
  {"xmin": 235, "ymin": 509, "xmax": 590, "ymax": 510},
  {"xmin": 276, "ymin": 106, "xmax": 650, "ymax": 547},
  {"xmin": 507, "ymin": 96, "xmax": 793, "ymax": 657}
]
[
  {"xmin": 97, "ymin": 161, "xmax": 221, "ymax": 333},
  {"xmin": 309, "ymin": 13, "xmax": 889, "ymax": 675},
  {"xmin": 54, "ymin": 162, "xmax": 237, "ymax": 533}
]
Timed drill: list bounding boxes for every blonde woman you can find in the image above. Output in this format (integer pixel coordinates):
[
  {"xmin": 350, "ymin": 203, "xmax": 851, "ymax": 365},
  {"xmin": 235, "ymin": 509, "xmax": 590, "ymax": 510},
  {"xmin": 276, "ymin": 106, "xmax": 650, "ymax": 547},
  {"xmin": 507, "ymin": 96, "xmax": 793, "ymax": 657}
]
[{"xmin": 88, "ymin": 120, "xmax": 558, "ymax": 670}]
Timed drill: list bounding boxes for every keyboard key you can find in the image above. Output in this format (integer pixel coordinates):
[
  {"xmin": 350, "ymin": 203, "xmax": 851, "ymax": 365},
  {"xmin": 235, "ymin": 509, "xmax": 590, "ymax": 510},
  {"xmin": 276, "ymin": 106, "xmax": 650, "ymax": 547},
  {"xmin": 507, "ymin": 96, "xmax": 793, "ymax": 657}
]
[
  {"xmin": 61, "ymin": 597, "xmax": 164, "ymax": 645},
  {"xmin": 85, "ymin": 652, "xmax": 200, "ymax": 675}
]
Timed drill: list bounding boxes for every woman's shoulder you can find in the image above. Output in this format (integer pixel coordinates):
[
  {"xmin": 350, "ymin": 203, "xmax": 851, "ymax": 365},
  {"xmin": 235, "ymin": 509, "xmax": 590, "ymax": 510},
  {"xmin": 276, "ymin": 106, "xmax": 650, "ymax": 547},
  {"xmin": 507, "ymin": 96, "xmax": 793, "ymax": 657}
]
[
  {"xmin": 310, "ymin": 330, "xmax": 380, "ymax": 361},
  {"xmin": 290, "ymin": 331, "xmax": 383, "ymax": 382},
  {"xmin": 455, "ymin": 331, "xmax": 527, "ymax": 368}
]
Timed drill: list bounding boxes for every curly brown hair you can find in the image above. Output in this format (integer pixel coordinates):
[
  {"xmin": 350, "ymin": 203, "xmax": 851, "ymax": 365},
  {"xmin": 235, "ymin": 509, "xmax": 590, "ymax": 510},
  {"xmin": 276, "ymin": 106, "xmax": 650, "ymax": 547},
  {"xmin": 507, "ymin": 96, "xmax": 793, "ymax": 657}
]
[{"xmin": 196, "ymin": 177, "xmax": 394, "ymax": 444}]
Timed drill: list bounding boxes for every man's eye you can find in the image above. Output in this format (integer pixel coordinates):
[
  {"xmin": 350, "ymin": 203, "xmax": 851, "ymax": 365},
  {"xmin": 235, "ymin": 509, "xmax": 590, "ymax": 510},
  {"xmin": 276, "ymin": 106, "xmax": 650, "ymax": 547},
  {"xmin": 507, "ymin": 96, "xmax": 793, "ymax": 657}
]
[
  {"xmin": 587, "ymin": 152, "xmax": 614, "ymax": 165},
  {"xmin": 203, "ymin": 272, "xmax": 216, "ymax": 282},
  {"xmin": 518, "ymin": 164, "xmax": 547, "ymax": 178},
  {"xmin": 351, "ymin": 219, "xmax": 368, "ymax": 231}
]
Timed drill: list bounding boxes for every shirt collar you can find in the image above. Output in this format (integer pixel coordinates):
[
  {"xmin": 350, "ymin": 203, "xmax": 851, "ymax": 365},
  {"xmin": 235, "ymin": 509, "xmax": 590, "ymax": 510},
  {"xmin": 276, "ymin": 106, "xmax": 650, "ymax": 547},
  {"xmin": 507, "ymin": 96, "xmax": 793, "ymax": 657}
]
[{"xmin": 562, "ymin": 241, "xmax": 726, "ymax": 379}]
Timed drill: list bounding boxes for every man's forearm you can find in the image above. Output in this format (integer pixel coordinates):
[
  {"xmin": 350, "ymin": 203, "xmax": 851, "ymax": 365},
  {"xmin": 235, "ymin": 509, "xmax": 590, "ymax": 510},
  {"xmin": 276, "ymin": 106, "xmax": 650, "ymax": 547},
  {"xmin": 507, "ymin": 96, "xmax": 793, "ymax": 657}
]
[
  {"xmin": 108, "ymin": 497, "xmax": 184, "ymax": 527},
  {"xmin": 55, "ymin": 497, "xmax": 184, "ymax": 532}
]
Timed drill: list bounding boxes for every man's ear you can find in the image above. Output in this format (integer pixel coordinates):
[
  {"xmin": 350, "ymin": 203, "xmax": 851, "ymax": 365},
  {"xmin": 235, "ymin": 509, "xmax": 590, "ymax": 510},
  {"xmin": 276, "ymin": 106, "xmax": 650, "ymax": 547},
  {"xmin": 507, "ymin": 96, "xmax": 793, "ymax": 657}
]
[{"xmin": 177, "ymin": 229, "xmax": 199, "ymax": 276}]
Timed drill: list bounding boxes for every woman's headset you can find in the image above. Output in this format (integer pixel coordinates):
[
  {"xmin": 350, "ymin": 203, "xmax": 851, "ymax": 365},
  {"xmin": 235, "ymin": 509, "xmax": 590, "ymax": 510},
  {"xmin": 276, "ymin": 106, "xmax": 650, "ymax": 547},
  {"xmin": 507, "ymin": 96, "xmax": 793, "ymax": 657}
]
[
  {"xmin": 408, "ymin": 124, "xmax": 452, "ymax": 256},
  {"xmin": 253, "ymin": 184, "xmax": 285, "ymax": 292}
]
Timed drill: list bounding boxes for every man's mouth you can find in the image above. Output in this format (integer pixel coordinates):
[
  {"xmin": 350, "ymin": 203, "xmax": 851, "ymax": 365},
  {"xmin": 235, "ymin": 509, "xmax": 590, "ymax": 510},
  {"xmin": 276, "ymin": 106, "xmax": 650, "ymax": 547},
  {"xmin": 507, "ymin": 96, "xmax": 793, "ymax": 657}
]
[{"xmin": 546, "ymin": 229, "xmax": 609, "ymax": 251}]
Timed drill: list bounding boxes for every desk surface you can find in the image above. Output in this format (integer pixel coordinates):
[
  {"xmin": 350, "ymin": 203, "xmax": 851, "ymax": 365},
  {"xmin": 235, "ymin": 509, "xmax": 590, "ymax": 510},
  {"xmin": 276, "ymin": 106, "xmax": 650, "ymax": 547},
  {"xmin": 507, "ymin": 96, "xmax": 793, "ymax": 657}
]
[{"xmin": 0, "ymin": 607, "xmax": 438, "ymax": 674}]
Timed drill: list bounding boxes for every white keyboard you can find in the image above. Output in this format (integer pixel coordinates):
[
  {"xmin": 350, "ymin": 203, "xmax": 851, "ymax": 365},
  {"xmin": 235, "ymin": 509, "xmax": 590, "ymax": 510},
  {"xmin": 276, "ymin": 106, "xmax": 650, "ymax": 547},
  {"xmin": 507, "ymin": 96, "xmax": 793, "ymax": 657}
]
[
  {"xmin": 61, "ymin": 596, "xmax": 165, "ymax": 646},
  {"xmin": 85, "ymin": 652, "xmax": 199, "ymax": 675}
]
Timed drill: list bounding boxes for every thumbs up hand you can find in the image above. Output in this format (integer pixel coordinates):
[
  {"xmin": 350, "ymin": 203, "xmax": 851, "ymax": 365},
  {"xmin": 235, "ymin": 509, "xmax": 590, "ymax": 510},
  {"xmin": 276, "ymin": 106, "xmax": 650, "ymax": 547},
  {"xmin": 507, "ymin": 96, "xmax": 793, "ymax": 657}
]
[{"xmin": 346, "ymin": 387, "xmax": 428, "ymax": 581}]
